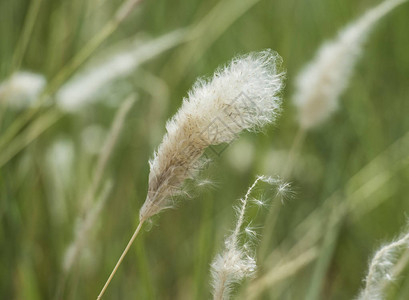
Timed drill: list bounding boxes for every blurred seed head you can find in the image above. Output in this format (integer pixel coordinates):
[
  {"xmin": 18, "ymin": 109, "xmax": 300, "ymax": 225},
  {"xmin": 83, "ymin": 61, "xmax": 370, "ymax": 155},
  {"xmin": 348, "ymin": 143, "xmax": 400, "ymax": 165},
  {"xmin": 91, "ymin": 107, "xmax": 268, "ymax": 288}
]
[
  {"xmin": 0, "ymin": 71, "xmax": 46, "ymax": 108},
  {"xmin": 293, "ymin": 0, "xmax": 407, "ymax": 130},
  {"xmin": 56, "ymin": 29, "xmax": 186, "ymax": 112}
]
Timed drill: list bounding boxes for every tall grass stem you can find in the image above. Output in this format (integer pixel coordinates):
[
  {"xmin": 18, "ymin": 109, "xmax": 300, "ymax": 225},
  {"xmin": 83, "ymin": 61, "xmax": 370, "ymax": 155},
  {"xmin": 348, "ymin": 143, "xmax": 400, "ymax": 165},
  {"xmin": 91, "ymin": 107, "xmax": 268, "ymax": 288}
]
[
  {"xmin": 11, "ymin": 0, "xmax": 43, "ymax": 71},
  {"xmin": 97, "ymin": 220, "xmax": 145, "ymax": 300}
]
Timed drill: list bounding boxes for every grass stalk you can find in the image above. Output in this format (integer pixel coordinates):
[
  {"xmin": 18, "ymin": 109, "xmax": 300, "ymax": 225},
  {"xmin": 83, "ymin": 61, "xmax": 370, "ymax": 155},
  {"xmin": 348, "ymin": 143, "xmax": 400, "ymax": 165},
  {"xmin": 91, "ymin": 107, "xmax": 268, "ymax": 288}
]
[
  {"xmin": 163, "ymin": 0, "xmax": 262, "ymax": 85},
  {"xmin": 97, "ymin": 220, "xmax": 145, "ymax": 300},
  {"xmin": 11, "ymin": 0, "xmax": 43, "ymax": 71},
  {"xmin": 282, "ymin": 127, "xmax": 306, "ymax": 179},
  {"xmin": 0, "ymin": 109, "xmax": 61, "ymax": 168},
  {"xmin": 135, "ymin": 235, "xmax": 156, "ymax": 300},
  {"xmin": 193, "ymin": 195, "xmax": 213, "ymax": 300},
  {"xmin": 81, "ymin": 95, "xmax": 136, "ymax": 212},
  {"xmin": 305, "ymin": 205, "xmax": 346, "ymax": 300},
  {"xmin": 55, "ymin": 181, "xmax": 113, "ymax": 300},
  {"xmin": 246, "ymin": 247, "xmax": 318, "ymax": 299},
  {"xmin": 259, "ymin": 127, "xmax": 306, "ymax": 259},
  {"xmin": 0, "ymin": 106, "xmax": 46, "ymax": 151}
]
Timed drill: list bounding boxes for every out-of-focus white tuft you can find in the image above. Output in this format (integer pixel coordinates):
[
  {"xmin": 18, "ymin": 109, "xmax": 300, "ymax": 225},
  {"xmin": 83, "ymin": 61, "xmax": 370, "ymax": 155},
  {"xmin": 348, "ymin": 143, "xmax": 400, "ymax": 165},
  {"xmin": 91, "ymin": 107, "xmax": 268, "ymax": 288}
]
[
  {"xmin": 293, "ymin": 0, "xmax": 408, "ymax": 130},
  {"xmin": 0, "ymin": 71, "xmax": 46, "ymax": 108},
  {"xmin": 140, "ymin": 50, "xmax": 285, "ymax": 222},
  {"xmin": 210, "ymin": 175, "xmax": 278, "ymax": 300},
  {"xmin": 357, "ymin": 229, "xmax": 409, "ymax": 300},
  {"xmin": 56, "ymin": 29, "xmax": 186, "ymax": 112}
]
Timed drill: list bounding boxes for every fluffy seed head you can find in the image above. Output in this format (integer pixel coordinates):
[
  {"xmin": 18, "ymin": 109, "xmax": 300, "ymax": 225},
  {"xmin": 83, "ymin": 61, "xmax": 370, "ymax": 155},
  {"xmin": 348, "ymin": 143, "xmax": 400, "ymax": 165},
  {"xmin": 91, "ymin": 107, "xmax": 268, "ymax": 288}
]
[
  {"xmin": 139, "ymin": 50, "xmax": 284, "ymax": 222},
  {"xmin": 293, "ymin": 0, "xmax": 407, "ymax": 130}
]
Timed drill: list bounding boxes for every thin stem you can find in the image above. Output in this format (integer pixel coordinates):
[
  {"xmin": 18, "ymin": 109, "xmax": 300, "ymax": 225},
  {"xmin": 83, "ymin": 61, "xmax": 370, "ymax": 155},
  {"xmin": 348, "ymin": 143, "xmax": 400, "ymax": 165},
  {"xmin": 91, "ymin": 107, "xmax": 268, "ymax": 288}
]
[
  {"xmin": 232, "ymin": 177, "xmax": 261, "ymax": 240},
  {"xmin": 55, "ymin": 181, "xmax": 113, "ymax": 300},
  {"xmin": 12, "ymin": 0, "xmax": 43, "ymax": 71},
  {"xmin": 258, "ymin": 127, "xmax": 306, "ymax": 259},
  {"xmin": 282, "ymin": 127, "xmax": 306, "ymax": 179},
  {"xmin": 82, "ymin": 95, "xmax": 136, "ymax": 212},
  {"xmin": 97, "ymin": 220, "xmax": 145, "ymax": 300},
  {"xmin": 247, "ymin": 247, "xmax": 318, "ymax": 299},
  {"xmin": 0, "ymin": 109, "xmax": 61, "ymax": 168}
]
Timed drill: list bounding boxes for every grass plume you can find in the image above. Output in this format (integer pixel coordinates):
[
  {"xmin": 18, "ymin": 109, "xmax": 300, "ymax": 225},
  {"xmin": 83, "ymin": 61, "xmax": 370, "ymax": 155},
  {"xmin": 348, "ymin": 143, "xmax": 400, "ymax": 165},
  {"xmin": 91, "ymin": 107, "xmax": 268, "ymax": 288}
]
[{"xmin": 141, "ymin": 50, "xmax": 284, "ymax": 222}]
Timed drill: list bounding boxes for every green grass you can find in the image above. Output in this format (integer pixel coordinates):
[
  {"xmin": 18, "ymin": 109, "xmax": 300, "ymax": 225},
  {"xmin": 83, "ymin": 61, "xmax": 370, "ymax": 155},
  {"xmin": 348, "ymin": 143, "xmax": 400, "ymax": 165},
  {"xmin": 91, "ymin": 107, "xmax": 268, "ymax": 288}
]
[{"xmin": 1, "ymin": 0, "xmax": 409, "ymax": 299}]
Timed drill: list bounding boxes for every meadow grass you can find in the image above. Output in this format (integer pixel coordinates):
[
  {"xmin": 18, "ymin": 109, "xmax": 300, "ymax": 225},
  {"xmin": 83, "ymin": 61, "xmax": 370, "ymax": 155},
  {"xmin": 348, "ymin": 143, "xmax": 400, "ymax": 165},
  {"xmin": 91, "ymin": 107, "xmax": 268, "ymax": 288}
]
[{"xmin": 1, "ymin": 0, "xmax": 409, "ymax": 299}]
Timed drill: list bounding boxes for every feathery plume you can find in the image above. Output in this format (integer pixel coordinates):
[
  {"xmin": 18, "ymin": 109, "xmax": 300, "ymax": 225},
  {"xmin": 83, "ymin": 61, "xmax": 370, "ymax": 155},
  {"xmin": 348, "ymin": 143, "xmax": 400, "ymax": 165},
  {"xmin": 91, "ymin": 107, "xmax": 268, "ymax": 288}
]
[
  {"xmin": 210, "ymin": 175, "xmax": 282, "ymax": 300},
  {"xmin": 293, "ymin": 0, "xmax": 407, "ymax": 130},
  {"xmin": 57, "ymin": 29, "xmax": 186, "ymax": 112},
  {"xmin": 140, "ymin": 50, "xmax": 284, "ymax": 222},
  {"xmin": 0, "ymin": 71, "xmax": 46, "ymax": 108},
  {"xmin": 357, "ymin": 228, "xmax": 409, "ymax": 300}
]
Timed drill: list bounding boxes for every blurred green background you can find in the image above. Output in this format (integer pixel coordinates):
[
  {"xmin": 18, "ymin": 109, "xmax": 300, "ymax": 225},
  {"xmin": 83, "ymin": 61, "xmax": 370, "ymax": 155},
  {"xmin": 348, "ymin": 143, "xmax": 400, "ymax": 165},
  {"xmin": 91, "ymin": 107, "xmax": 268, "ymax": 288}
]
[{"xmin": 1, "ymin": 0, "xmax": 409, "ymax": 299}]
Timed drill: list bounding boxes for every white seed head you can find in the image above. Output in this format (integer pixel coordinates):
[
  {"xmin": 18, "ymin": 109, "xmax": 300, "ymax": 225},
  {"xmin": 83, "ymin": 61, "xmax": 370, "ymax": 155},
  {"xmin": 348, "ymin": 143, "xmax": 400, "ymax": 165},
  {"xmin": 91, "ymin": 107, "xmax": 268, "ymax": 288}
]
[
  {"xmin": 0, "ymin": 71, "xmax": 46, "ymax": 108},
  {"xmin": 139, "ymin": 50, "xmax": 284, "ymax": 222},
  {"xmin": 293, "ymin": 0, "xmax": 407, "ymax": 130}
]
